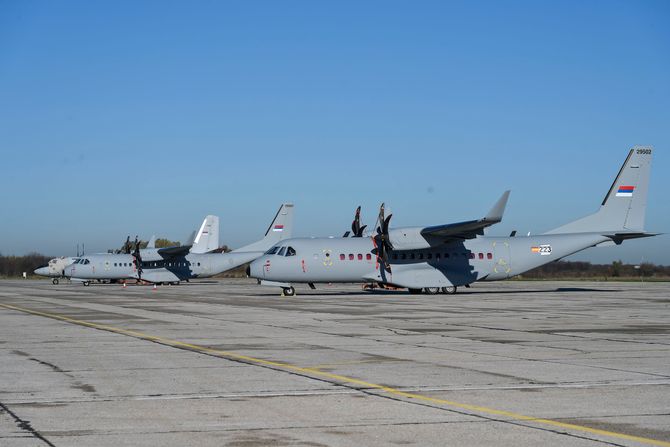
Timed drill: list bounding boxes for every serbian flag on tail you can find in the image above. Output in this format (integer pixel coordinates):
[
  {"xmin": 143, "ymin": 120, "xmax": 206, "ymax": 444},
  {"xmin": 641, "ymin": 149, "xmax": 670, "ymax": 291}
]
[
  {"xmin": 272, "ymin": 224, "xmax": 284, "ymax": 232},
  {"xmin": 616, "ymin": 185, "xmax": 635, "ymax": 197}
]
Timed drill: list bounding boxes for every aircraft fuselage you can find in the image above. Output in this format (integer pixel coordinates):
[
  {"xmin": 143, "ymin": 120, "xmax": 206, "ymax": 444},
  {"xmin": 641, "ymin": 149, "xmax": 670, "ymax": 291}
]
[
  {"xmin": 250, "ymin": 233, "xmax": 610, "ymax": 289},
  {"xmin": 66, "ymin": 251, "xmax": 260, "ymax": 283}
]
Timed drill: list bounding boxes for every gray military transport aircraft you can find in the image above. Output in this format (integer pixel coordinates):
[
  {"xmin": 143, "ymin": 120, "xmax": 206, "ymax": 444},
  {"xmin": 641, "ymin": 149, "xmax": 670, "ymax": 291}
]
[
  {"xmin": 34, "ymin": 215, "xmax": 220, "ymax": 284},
  {"xmin": 249, "ymin": 147, "xmax": 656, "ymax": 296},
  {"xmin": 34, "ymin": 256, "xmax": 81, "ymax": 284},
  {"xmin": 65, "ymin": 204, "xmax": 294, "ymax": 285}
]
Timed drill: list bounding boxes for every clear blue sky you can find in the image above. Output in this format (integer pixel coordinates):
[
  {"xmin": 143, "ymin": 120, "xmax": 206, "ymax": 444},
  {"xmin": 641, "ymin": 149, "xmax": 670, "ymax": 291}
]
[{"xmin": 1, "ymin": 0, "xmax": 668, "ymax": 264}]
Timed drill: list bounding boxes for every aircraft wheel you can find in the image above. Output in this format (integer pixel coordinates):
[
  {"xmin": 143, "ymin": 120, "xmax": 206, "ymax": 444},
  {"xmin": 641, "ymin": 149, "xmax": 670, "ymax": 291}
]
[
  {"xmin": 83, "ymin": 281, "xmax": 91, "ymax": 287},
  {"xmin": 170, "ymin": 281, "xmax": 180, "ymax": 286},
  {"xmin": 408, "ymin": 288, "xmax": 422, "ymax": 295},
  {"xmin": 52, "ymin": 278, "xmax": 59, "ymax": 285},
  {"xmin": 424, "ymin": 287, "xmax": 440, "ymax": 294},
  {"xmin": 282, "ymin": 286, "xmax": 296, "ymax": 296},
  {"xmin": 441, "ymin": 286, "xmax": 457, "ymax": 294}
]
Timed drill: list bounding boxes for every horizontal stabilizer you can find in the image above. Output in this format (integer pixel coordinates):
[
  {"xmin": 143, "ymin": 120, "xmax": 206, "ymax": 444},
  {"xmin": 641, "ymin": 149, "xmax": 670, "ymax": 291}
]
[{"xmin": 603, "ymin": 232, "xmax": 660, "ymax": 244}]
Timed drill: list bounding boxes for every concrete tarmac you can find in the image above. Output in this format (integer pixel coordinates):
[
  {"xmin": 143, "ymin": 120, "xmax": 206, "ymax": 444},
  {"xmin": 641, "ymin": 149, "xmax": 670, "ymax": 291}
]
[{"xmin": 0, "ymin": 279, "xmax": 669, "ymax": 446}]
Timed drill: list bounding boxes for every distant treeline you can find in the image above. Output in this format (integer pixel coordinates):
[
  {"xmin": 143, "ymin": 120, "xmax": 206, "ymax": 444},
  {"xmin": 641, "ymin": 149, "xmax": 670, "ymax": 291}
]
[
  {"xmin": 0, "ymin": 253, "xmax": 51, "ymax": 277},
  {"xmin": 521, "ymin": 260, "xmax": 669, "ymax": 279}
]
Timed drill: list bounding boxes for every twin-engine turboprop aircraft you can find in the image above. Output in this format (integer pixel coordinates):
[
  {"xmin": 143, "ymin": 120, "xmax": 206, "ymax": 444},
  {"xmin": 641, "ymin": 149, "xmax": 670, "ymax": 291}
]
[
  {"xmin": 66, "ymin": 204, "xmax": 294, "ymax": 285},
  {"xmin": 249, "ymin": 148, "xmax": 656, "ymax": 296},
  {"xmin": 34, "ymin": 214, "xmax": 220, "ymax": 284},
  {"xmin": 34, "ymin": 256, "xmax": 81, "ymax": 285}
]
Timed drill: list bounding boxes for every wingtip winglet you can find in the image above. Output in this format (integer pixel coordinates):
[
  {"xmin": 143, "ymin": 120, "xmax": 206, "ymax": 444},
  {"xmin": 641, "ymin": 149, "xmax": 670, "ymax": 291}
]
[{"xmin": 485, "ymin": 190, "xmax": 511, "ymax": 222}]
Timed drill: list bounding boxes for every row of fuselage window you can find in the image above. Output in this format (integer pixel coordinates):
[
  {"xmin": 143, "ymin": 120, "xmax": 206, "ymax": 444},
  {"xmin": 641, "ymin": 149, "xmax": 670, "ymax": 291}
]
[
  {"xmin": 338, "ymin": 252, "xmax": 494, "ymax": 262},
  {"xmin": 109, "ymin": 261, "xmax": 201, "ymax": 268}
]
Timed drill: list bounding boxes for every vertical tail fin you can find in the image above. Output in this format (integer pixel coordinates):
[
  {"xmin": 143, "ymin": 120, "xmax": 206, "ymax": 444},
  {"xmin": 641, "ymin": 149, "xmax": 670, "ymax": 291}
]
[
  {"xmin": 146, "ymin": 235, "xmax": 157, "ymax": 249},
  {"xmin": 233, "ymin": 203, "xmax": 294, "ymax": 253},
  {"xmin": 184, "ymin": 230, "xmax": 197, "ymax": 246},
  {"xmin": 546, "ymin": 147, "xmax": 653, "ymax": 234},
  {"xmin": 190, "ymin": 215, "xmax": 220, "ymax": 253}
]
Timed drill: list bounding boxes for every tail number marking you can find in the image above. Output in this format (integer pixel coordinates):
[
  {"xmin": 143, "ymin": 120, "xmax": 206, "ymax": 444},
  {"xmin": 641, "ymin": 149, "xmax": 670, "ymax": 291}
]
[{"xmin": 531, "ymin": 245, "xmax": 552, "ymax": 255}]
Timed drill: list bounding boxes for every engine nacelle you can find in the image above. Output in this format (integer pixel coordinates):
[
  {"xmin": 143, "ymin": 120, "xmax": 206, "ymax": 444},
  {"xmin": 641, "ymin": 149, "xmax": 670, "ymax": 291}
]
[{"xmin": 388, "ymin": 227, "xmax": 434, "ymax": 250}]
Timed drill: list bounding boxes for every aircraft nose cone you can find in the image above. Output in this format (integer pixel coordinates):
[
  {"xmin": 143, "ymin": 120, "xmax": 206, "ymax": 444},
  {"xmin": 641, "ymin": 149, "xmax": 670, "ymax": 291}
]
[{"xmin": 34, "ymin": 267, "xmax": 49, "ymax": 276}]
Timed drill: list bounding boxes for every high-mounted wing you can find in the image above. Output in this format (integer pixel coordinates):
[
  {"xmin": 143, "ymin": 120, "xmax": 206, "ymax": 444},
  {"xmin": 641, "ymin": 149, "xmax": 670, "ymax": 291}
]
[
  {"xmin": 156, "ymin": 245, "xmax": 192, "ymax": 258},
  {"xmin": 421, "ymin": 191, "xmax": 510, "ymax": 242}
]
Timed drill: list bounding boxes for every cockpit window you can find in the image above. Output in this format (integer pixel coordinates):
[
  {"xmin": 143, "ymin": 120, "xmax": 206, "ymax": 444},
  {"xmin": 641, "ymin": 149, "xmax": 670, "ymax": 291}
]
[
  {"xmin": 265, "ymin": 246, "xmax": 280, "ymax": 255},
  {"xmin": 83, "ymin": 259, "xmax": 90, "ymax": 265},
  {"xmin": 277, "ymin": 246, "xmax": 287, "ymax": 256},
  {"xmin": 286, "ymin": 246, "xmax": 296, "ymax": 256}
]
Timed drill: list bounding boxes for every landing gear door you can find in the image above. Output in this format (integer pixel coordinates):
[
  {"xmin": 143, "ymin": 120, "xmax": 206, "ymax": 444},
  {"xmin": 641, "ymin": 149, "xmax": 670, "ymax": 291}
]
[{"xmin": 492, "ymin": 240, "xmax": 511, "ymax": 279}]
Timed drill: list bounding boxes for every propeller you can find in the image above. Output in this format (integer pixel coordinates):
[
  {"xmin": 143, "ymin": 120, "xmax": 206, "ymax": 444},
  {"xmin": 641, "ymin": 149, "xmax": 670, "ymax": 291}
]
[
  {"xmin": 122, "ymin": 236, "xmax": 131, "ymax": 254},
  {"xmin": 373, "ymin": 203, "xmax": 393, "ymax": 273},
  {"xmin": 132, "ymin": 235, "xmax": 143, "ymax": 280},
  {"xmin": 351, "ymin": 206, "xmax": 367, "ymax": 237}
]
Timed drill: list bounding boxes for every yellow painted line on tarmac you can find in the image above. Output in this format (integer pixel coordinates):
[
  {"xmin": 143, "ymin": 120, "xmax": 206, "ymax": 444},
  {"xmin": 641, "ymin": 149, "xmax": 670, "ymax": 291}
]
[
  {"xmin": 309, "ymin": 358, "xmax": 397, "ymax": 370},
  {"xmin": 2, "ymin": 301, "xmax": 669, "ymax": 447}
]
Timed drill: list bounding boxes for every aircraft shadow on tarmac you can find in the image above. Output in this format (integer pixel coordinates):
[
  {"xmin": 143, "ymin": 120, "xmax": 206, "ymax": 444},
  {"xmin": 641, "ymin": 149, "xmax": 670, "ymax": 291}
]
[{"xmin": 254, "ymin": 287, "xmax": 620, "ymax": 297}]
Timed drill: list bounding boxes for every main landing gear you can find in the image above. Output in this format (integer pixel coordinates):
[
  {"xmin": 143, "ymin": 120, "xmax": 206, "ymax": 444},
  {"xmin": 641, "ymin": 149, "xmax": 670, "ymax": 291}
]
[
  {"xmin": 282, "ymin": 286, "xmax": 296, "ymax": 297},
  {"xmin": 409, "ymin": 286, "xmax": 458, "ymax": 295}
]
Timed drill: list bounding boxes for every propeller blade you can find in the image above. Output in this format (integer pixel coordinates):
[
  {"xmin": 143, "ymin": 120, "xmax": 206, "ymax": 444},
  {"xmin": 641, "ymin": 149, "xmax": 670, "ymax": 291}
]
[
  {"xmin": 132, "ymin": 236, "xmax": 143, "ymax": 280},
  {"xmin": 383, "ymin": 214, "xmax": 393, "ymax": 249},
  {"xmin": 351, "ymin": 206, "xmax": 362, "ymax": 237},
  {"xmin": 373, "ymin": 203, "xmax": 393, "ymax": 273},
  {"xmin": 377, "ymin": 203, "xmax": 385, "ymax": 231}
]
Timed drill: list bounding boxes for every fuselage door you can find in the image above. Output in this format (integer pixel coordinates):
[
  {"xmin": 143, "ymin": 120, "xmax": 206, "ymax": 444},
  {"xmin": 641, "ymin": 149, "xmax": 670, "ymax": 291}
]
[
  {"xmin": 321, "ymin": 249, "xmax": 333, "ymax": 268},
  {"xmin": 492, "ymin": 240, "xmax": 511, "ymax": 278}
]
